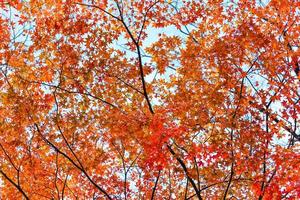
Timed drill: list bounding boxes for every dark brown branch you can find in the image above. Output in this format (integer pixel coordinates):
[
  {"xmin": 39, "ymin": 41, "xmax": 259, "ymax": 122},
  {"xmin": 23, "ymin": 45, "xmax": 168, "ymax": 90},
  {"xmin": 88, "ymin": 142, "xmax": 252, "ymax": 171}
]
[
  {"xmin": 184, "ymin": 178, "xmax": 189, "ymax": 200},
  {"xmin": 76, "ymin": 0, "xmax": 155, "ymax": 114},
  {"xmin": 0, "ymin": 169, "xmax": 29, "ymax": 200},
  {"xmin": 34, "ymin": 124, "xmax": 112, "ymax": 200},
  {"xmin": 167, "ymin": 145, "xmax": 202, "ymax": 200},
  {"xmin": 114, "ymin": 1, "xmax": 154, "ymax": 114},
  {"xmin": 187, "ymin": 178, "xmax": 253, "ymax": 199},
  {"xmin": 137, "ymin": 1, "xmax": 159, "ymax": 42},
  {"xmin": 0, "ymin": 143, "xmax": 18, "ymax": 172},
  {"xmin": 54, "ymin": 152, "xmax": 60, "ymax": 200},
  {"xmin": 61, "ymin": 174, "xmax": 69, "ymax": 200},
  {"xmin": 223, "ymin": 78, "xmax": 245, "ymax": 199},
  {"xmin": 20, "ymin": 78, "xmax": 121, "ymax": 111},
  {"xmin": 223, "ymin": 162, "xmax": 234, "ymax": 199},
  {"xmin": 255, "ymin": 104, "xmax": 300, "ymax": 141},
  {"xmin": 75, "ymin": 2, "xmax": 120, "ymax": 21},
  {"xmin": 194, "ymin": 157, "xmax": 201, "ymax": 191},
  {"xmin": 113, "ymin": 75, "xmax": 144, "ymax": 95},
  {"xmin": 151, "ymin": 170, "xmax": 161, "ymax": 200}
]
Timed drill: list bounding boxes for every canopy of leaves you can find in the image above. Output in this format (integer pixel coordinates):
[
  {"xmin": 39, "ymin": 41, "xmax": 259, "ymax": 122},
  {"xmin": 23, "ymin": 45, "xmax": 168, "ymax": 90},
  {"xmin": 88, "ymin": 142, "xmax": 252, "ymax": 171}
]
[{"xmin": 0, "ymin": 0, "xmax": 300, "ymax": 199}]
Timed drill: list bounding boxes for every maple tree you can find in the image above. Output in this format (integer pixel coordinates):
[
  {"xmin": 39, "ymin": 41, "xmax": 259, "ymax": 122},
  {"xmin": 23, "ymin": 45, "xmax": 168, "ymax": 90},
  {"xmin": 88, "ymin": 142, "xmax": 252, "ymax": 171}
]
[{"xmin": 0, "ymin": 0, "xmax": 300, "ymax": 199}]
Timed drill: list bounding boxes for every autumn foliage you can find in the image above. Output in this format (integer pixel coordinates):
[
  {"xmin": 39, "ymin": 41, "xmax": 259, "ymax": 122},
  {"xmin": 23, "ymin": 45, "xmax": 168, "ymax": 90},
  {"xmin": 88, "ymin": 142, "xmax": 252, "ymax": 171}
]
[{"xmin": 0, "ymin": 0, "xmax": 300, "ymax": 199}]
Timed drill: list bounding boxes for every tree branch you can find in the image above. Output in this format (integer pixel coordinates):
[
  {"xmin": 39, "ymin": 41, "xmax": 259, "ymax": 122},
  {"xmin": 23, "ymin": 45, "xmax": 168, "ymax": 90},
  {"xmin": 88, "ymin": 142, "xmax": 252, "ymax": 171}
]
[
  {"xmin": 167, "ymin": 145, "xmax": 203, "ymax": 200},
  {"xmin": 151, "ymin": 170, "xmax": 161, "ymax": 200},
  {"xmin": 0, "ymin": 169, "xmax": 29, "ymax": 200},
  {"xmin": 34, "ymin": 123, "xmax": 112, "ymax": 200}
]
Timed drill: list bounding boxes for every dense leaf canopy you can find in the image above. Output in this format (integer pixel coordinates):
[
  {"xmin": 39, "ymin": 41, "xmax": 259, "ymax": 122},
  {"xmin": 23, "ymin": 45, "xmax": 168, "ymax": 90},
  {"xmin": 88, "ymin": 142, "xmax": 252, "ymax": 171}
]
[{"xmin": 0, "ymin": 0, "xmax": 300, "ymax": 199}]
